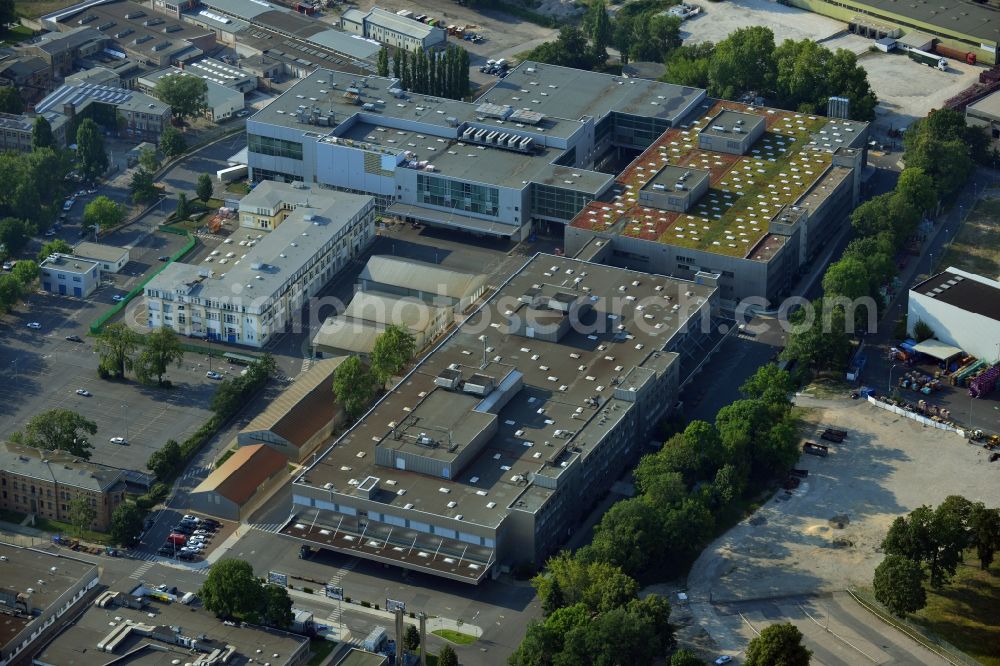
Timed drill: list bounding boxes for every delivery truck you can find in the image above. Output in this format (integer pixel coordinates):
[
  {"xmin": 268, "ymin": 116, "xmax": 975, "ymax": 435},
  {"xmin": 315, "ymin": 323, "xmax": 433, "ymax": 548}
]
[{"xmin": 907, "ymin": 48, "xmax": 947, "ymax": 71}]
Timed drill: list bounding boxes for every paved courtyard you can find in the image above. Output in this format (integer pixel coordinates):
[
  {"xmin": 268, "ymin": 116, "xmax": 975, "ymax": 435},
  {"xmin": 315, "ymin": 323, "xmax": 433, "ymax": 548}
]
[{"xmin": 681, "ymin": 0, "xmax": 844, "ymax": 45}]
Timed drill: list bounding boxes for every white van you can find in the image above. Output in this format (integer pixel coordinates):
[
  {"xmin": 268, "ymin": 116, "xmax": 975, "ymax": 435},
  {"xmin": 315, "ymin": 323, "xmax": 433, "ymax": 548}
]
[{"xmin": 180, "ymin": 592, "xmax": 197, "ymax": 605}]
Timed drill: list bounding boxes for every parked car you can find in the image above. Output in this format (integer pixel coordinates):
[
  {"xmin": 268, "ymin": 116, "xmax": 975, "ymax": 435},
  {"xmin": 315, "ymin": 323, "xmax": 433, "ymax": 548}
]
[
  {"xmin": 176, "ymin": 550, "xmax": 196, "ymax": 560},
  {"xmin": 158, "ymin": 256, "xmax": 170, "ymax": 262},
  {"xmin": 157, "ymin": 545, "xmax": 174, "ymax": 555},
  {"xmin": 75, "ymin": 389, "xmax": 92, "ymax": 397},
  {"xmin": 44, "ymin": 229, "xmax": 56, "ymax": 237},
  {"xmin": 714, "ymin": 657, "xmax": 733, "ymax": 666},
  {"xmin": 109, "ymin": 436, "xmax": 128, "ymax": 445},
  {"xmin": 181, "ymin": 515, "xmax": 201, "ymax": 524},
  {"xmin": 112, "ymin": 295, "xmax": 125, "ymax": 302},
  {"xmin": 192, "ymin": 529, "xmax": 211, "ymax": 536},
  {"xmin": 171, "ymin": 524, "xmax": 193, "ymax": 534},
  {"xmin": 27, "ymin": 322, "xmax": 41, "ymax": 329},
  {"xmin": 2, "ymin": 262, "xmax": 11, "ymax": 271},
  {"xmin": 206, "ymin": 371, "xmax": 222, "ymax": 380},
  {"xmin": 65, "ymin": 335, "xmax": 83, "ymax": 342}
]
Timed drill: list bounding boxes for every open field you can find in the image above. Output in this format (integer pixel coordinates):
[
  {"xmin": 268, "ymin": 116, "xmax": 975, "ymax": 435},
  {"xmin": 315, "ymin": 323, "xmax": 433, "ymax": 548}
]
[
  {"xmin": 913, "ymin": 557, "xmax": 1000, "ymax": 666},
  {"xmin": 432, "ymin": 629, "xmax": 478, "ymax": 645},
  {"xmin": 14, "ymin": 0, "xmax": 74, "ymax": 19},
  {"xmin": 681, "ymin": 0, "xmax": 844, "ymax": 45},
  {"xmin": 939, "ymin": 194, "xmax": 1000, "ymax": 280},
  {"xmin": 685, "ymin": 396, "xmax": 997, "ymax": 664}
]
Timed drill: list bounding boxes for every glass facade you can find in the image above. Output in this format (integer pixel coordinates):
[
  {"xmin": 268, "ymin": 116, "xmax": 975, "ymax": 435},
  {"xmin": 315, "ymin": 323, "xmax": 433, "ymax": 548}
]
[
  {"xmin": 248, "ymin": 133, "xmax": 303, "ymax": 160},
  {"xmin": 531, "ymin": 183, "xmax": 592, "ymax": 221},
  {"xmin": 417, "ymin": 173, "xmax": 499, "ymax": 217},
  {"xmin": 613, "ymin": 114, "xmax": 671, "ymax": 149}
]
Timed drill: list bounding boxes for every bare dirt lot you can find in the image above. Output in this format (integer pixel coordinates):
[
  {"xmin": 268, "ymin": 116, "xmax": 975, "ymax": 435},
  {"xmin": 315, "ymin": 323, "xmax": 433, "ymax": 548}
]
[
  {"xmin": 858, "ymin": 52, "xmax": 983, "ymax": 133},
  {"xmin": 681, "ymin": 0, "xmax": 844, "ymax": 45},
  {"xmin": 683, "ymin": 395, "xmax": 997, "ymax": 664}
]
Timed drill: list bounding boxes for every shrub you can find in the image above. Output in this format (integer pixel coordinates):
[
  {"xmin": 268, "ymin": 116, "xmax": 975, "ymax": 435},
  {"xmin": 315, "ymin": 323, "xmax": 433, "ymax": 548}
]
[
  {"xmin": 345, "ymin": 596, "xmax": 352, "ymax": 604},
  {"xmin": 361, "ymin": 601, "xmax": 371, "ymax": 608},
  {"xmin": 303, "ymin": 587, "xmax": 313, "ymax": 594}
]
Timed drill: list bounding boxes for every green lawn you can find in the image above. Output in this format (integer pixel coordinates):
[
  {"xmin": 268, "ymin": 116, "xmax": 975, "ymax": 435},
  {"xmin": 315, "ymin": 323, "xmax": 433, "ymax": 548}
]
[
  {"xmin": 306, "ymin": 638, "xmax": 336, "ymax": 665},
  {"xmin": 31, "ymin": 516, "xmax": 113, "ymax": 546},
  {"xmin": 1, "ymin": 24, "xmax": 35, "ymax": 45},
  {"xmin": 225, "ymin": 180, "xmax": 250, "ymax": 195},
  {"xmin": 911, "ymin": 556, "xmax": 1000, "ymax": 666},
  {"xmin": 939, "ymin": 196, "xmax": 1000, "ymax": 279},
  {"xmin": 431, "ymin": 629, "xmax": 477, "ymax": 645}
]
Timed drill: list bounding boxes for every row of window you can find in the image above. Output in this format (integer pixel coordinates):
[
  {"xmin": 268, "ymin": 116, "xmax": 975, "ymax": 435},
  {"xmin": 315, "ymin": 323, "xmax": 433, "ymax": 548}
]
[
  {"xmin": 417, "ymin": 173, "xmax": 499, "ymax": 217},
  {"xmin": 248, "ymin": 133, "xmax": 304, "ymax": 160}
]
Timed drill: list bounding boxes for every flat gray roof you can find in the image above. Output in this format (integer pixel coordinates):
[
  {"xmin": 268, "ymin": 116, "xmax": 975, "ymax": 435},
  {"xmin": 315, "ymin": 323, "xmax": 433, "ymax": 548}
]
[
  {"xmin": 0, "ymin": 442, "xmax": 125, "ymax": 492},
  {"xmin": 297, "ymin": 253, "xmax": 715, "ymax": 528},
  {"xmin": 33, "ymin": 592, "xmax": 307, "ymax": 666},
  {"xmin": 147, "ymin": 188, "xmax": 372, "ymax": 314},
  {"xmin": 700, "ymin": 109, "xmax": 764, "ymax": 139},
  {"xmin": 850, "ymin": 0, "xmax": 1000, "ymax": 45},
  {"xmin": 140, "ymin": 67, "xmax": 243, "ymax": 110},
  {"xmin": 0, "ymin": 543, "xmax": 96, "ymax": 621},
  {"xmin": 366, "ymin": 7, "xmax": 443, "ymax": 41},
  {"xmin": 642, "ymin": 164, "xmax": 709, "ymax": 192},
  {"xmin": 73, "ymin": 241, "xmax": 128, "ymax": 263},
  {"xmin": 481, "ymin": 60, "xmax": 706, "ymax": 123},
  {"xmin": 968, "ymin": 89, "xmax": 1000, "ymax": 122}
]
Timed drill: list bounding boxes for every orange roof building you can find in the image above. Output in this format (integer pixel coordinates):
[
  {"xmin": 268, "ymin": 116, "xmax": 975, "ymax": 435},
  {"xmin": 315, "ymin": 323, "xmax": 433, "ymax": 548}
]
[{"xmin": 189, "ymin": 445, "xmax": 288, "ymax": 520}]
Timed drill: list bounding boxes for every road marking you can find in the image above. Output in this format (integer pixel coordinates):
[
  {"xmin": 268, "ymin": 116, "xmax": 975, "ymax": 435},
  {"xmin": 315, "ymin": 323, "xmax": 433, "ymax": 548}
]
[
  {"xmin": 128, "ymin": 561, "xmax": 155, "ymax": 580},
  {"xmin": 250, "ymin": 522, "xmax": 283, "ymax": 534}
]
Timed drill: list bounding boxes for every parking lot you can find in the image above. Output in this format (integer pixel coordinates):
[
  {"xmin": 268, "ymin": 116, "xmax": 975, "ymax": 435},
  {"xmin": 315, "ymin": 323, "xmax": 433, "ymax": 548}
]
[
  {"xmin": 681, "ymin": 0, "xmax": 844, "ymax": 45},
  {"xmin": 685, "ymin": 396, "xmax": 996, "ymax": 663}
]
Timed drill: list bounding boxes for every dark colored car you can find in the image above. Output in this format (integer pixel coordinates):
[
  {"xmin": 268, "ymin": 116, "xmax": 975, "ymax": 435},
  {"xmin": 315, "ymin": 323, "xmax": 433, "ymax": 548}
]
[
  {"xmin": 171, "ymin": 523, "xmax": 193, "ymax": 534},
  {"xmin": 158, "ymin": 256, "xmax": 170, "ymax": 262},
  {"xmin": 200, "ymin": 518, "xmax": 221, "ymax": 529},
  {"xmin": 157, "ymin": 545, "xmax": 174, "ymax": 555},
  {"xmin": 176, "ymin": 550, "xmax": 196, "ymax": 560},
  {"xmin": 65, "ymin": 335, "xmax": 83, "ymax": 342}
]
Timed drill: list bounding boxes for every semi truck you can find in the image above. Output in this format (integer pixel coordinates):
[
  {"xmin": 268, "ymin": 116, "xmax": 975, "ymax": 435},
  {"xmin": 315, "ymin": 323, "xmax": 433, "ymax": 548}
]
[
  {"xmin": 216, "ymin": 164, "xmax": 248, "ymax": 183},
  {"xmin": 907, "ymin": 48, "xmax": 948, "ymax": 71}
]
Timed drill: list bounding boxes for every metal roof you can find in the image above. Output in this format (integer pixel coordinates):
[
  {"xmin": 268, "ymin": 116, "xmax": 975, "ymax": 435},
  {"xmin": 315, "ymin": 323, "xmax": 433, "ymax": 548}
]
[
  {"xmin": 0, "ymin": 442, "xmax": 125, "ymax": 493},
  {"xmin": 360, "ymin": 255, "xmax": 485, "ymax": 300},
  {"xmin": 342, "ymin": 291, "xmax": 448, "ymax": 331},
  {"xmin": 307, "ymin": 29, "xmax": 381, "ymax": 61},
  {"xmin": 192, "ymin": 444, "xmax": 287, "ymax": 504}
]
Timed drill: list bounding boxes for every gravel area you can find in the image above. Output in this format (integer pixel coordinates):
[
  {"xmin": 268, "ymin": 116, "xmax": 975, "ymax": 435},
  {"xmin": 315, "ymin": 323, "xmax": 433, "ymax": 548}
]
[{"xmin": 681, "ymin": 0, "xmax": 845, "ymax": 45}]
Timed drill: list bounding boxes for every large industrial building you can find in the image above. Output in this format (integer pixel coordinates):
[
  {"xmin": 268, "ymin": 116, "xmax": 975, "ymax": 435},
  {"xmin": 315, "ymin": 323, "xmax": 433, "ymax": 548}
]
[
  {"xmin": 280, "ymin": 253, "xmax": 718, "ymax": 583},
  {"xmin": 908, "ymin": 267, "xmax": 1000, "ymax": 363},
  {"xmin": 245, "ymin": 61, "xmax": 867, "ymax": 303},
  {"xmin": 0, "ymin": 543, "xmax": 99, "ymax": 666},
  {"xmin": 566, "ymin": 102, "xmax": 868, "ymax": 304},
  {"xmin": 341, "ymin": 7, "xmax": 447, "ymax": 52},
  {"xmin": 786, "ymin": 0, "xmax": 1000, "ymax": 64},
  {"xmin": 245, "ymin": 62, "xmax": 706, "ymax": 241},
  {"xmin": 35, "ymin": 80, "xmax": 172, "ymax": 142},
  {"xmin": 144, "ymin": 186, "xmax": 375, "ymax": 346},
  {"xmin": 137, "ymin": 65, "xmax": 244, "ymax": 121}
]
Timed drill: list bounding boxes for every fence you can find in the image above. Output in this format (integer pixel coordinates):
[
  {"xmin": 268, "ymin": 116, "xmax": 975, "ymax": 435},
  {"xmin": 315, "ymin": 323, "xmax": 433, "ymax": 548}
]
[
  {"xmin": 89, "ymin": 230, "xmax": 196, "ymax": 335},
  {"xmin": 866, "ymin": 395, "xmax": 962, "ymax": 434},
  {"xmin": 847, "ymin": 587, "xmax": 982, "ymax": 666}
]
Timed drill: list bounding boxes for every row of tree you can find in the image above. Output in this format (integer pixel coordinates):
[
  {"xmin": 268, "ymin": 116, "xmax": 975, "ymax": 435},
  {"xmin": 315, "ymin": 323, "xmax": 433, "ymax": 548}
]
[
  {"xmin": 783, "ymin": 109, "xmax": 988, "ymax": 372},
  {"xmin": 379, "ymin": 44, "xmax": 471, "ymax": 100},
  {"xmin": 873, "ymin": 496, "xmax": 1000, "ymax": 617},
  {"xmin": 332, "ymin": 324, "xmax": 416, "ymax": 420},
  {"xmin": 510, "ymin": 363, "xmax": 801, "ymax": 664},
  {"xmin": 664, "ymin": 26, "xmax": 876, "ymax": 121},
  {"xmin": 0, "ymin": 257, "xmax": 38, "ymax": 313}
]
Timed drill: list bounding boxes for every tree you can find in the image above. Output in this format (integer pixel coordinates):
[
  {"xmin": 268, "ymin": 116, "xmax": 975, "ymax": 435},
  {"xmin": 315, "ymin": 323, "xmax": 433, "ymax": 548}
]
[
  {"xmin": 782, "ymin": 299, "xmax": 852, "ymax": 371},
  {"xmin": 83, "ymin": 196, "xmax": 124, "ymax": 232},
  {"xmin": 200, "ymin": 559, "xmax": 264, "ymax": 621},
  {"xmin": 138, "ymin": 146, "xmax": 161, "ymax": 173},
  {"xmin": 11, "ymin": 259, "xmax": 38, "ymax": 286},
  {"xmin": 708, "ymin": 26, "xmax": 776, "ymax": 101},
  {"xmin": 895, "ymin": 167, "xmax": 936, "ymax": 214},
  {"xmin": 96, "ymin": 322, "xmax": 141, "ymax": 379},
  {"xmin": 66, "ymin": 496, "xmax": 97, "ymax": 535},
  {"xmin": 0, "ymin": 0, "xmax": 16, "ymax": 32},
  {"xmin": 532, "ymin": 551, "xmax": 638, "ymax": 614},
  {"xmin": 629, "ymin": 13, "xmax": 681, "ymax": 63},
  {"xmin": 135, "ymin": 326, "xmax": 184, "ymax": 386},
  {"xmin": 403, "ymin": 624, "xmax": 420, "ymax": 651},
  {"xmin": 393, "ymin": 47, "xmax": 402, "ymax": 80},
  {"xmin": 33, "ymin": 116, "xmax": 54, "ymax": 150},
  {"xmin": 873, "ymin": 554, "xmax": 927, "ymax": 617},
  {"xmin": 822, "ymin": 256, "xmax": 871, "ymax": 300},
  {"xmin": 745, "ymin": 623, "xmax": 812, "ymax": 666},
  {"xmin": 438, "ymin": 645, "xmax": 457, "ymax": 666},
  {"xmin": 260, "ymin": 584, "xmax": 293, "ymax": 629},
  {"xmin": 0, "ymin": 86, "xmax": 24, "ymax": 114},
  {"xmin": 740, "ymin": 363, "xmax": 795, "ymax": 408},
  {"xmin": 711, "ymin": 463, "xmax": 746, "ymax": 507},
  {"xmin": 826, "ymin": 48, "xmax": 877, "ymax": 121},
  {"xmin": 10, "ymin": 409, "xmax": 97, "ymax": 459},
  {"xmin": 0, "ymin": 274, "xmax": 20, "ymax": 313},
  {"xmin": 663, "ymin": 42, "xmax": 714, "ymax": 89},
  {"xmin": 159, "ymin": 125, "xmax": 187, "ymax": 157},
  {"xmin": 196, "ymin": 173, "xmax": 213, "ymax": 202},
  {"xmin": 37, "ymin": 238, "xmax": 72, "ymax": 262},
  {"xmin": 154, "ymin": 74, "xmax": 208, "ymax": 120},
  {"xmin": 370, "ymin": 324, "xmax": 416, "ymax": 385},
  {"xmin": 670, "ymin": 649, "xmax": 703, "ymax": 666},
  {"xmin": 175, "ymin": 192, "xmax": 190, "ymax": 220},
  {"xmin": 147, "ymin": 439, "xmax": 182, "ymax": 480},
  {"xmin": 110, "ymin": 503, "xmax": 145, "ymax": 545},
  {"xmin": 332, "ymin": 356, "xmax": 378, "ymax": 421},
  {"xmin": 585, "ymin": 497, "xmax": 665, "ymax": 575},
  {"xmin": 968, "ymin": 503, "xmax": 1000, "ymax": 570},
  {"xmin": 377, "ymin": 46, "xmax": 390, "ymax": 77},
  {"xmin": 0, "ymin": 217, "xmax": 33, "ymax": 256},
  {"xmin": 130, "ymin": 168, "xmax": 158, "ymax": 203},
  {"xmin": 76, "ymin": 119, "xmax": 109, "ymax": 181}
]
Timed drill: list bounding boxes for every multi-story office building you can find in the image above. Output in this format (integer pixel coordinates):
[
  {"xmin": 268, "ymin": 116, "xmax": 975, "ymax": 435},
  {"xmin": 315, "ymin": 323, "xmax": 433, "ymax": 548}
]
[
  {"xmin": 0, "ymin": 113, "xmax": 39, "ymax": 153},
  {"xmin": 245, "ymin": 63, "xmax": 705, "ymax": 241},
  {"xmin": 0, "ymin": 443, "xmax": 127, "ymax": 532},
  {"xmin": 566, "ymin": 102, "xmax": 868, "ymax": 304},
  {"xmin": 0, "ymin": 543, "xmax": 99, "ymax": 666},
  {"xmin": 22, "ymin": 26, "xmax": 106, "ymax": 78},
  {"xmin": 35, "ymin": 81, "xmax": 172, "ymax": 141},
  {"xmin": 341, "ymin": 7, "xmax": 447, "ymax": 52},
  {"xmin": 280, "ymin": 254, "xmax": 718, "ymax": 583},
  {"xmin": 144, "ymin": 187, "xmax": 375, "ymax": 347}
]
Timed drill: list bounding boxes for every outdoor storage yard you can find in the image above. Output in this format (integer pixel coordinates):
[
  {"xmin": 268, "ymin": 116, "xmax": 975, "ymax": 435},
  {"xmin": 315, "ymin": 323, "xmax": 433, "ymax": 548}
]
[
  {"xmin": 685, "ymin": 395, "xmax": 997, "ymax": 664},
  {"xmin": 680, "ymin": 0, "xmax": 844, "ymax": 45}
]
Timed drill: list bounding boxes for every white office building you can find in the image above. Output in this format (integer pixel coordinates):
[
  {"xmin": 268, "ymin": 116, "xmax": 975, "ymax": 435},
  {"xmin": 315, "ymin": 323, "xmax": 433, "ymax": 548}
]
[
  {"xmin": 144, "ymin": 188, "xmax": 375, "ymax": 347},
  {"xmin": 908, "ymin": 267, "xmax": 1000, "ymax": 362},
  {"xmin": 40, "ymin": 254, "xmax": 100, "ymax": 298},
  {"xmin": 341, "ymin": 7, "xmax": 447, "ymax": 52}
]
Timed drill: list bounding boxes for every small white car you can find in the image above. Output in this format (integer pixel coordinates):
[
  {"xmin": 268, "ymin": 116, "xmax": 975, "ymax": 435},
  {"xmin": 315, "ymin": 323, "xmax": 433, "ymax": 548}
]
[
  {"xmin": 109, "ymin": 436, "xmax": 128, "ymax": 445},
  {"xmin": 75, "ymin": 389, "xmax": 92, "ymax": 397},
  {"xmin": 27, "ymin": 322, "xmax": 41, "ymax": 329},
  {"xmin": 714, "ymin": 657, "xmax": 733, "ymax": 666},
  {"xmin": 206, "ymin": 371, "xmax": 222, "ymax": 380},
  {"xmin": 112, "ymin": 295, "xmax": 125, "ymax": 302}
]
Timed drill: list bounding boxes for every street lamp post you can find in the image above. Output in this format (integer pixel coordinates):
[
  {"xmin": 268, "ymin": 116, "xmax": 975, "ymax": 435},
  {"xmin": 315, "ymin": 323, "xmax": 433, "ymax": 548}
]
[{"xmin": 888, "ymin": 363, "xmax": 899, "ymax": 394}]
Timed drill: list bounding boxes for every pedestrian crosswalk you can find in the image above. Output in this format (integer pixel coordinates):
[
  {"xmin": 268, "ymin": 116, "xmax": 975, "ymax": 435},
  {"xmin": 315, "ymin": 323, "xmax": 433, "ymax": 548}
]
[
  {"xmin": 250, "ymin": 521, "xmax": 284, "ymax": 534},
  {"xmin": 128, "ymin": 561, "xmax": 155, "ymax": 580},
  {"xmin": 182, "ymin": 465, "xmax": 213, "ymax": 479},
  {"xmin": 324, "ymin": 559, "xmax": 357, "ymax": 623}
]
